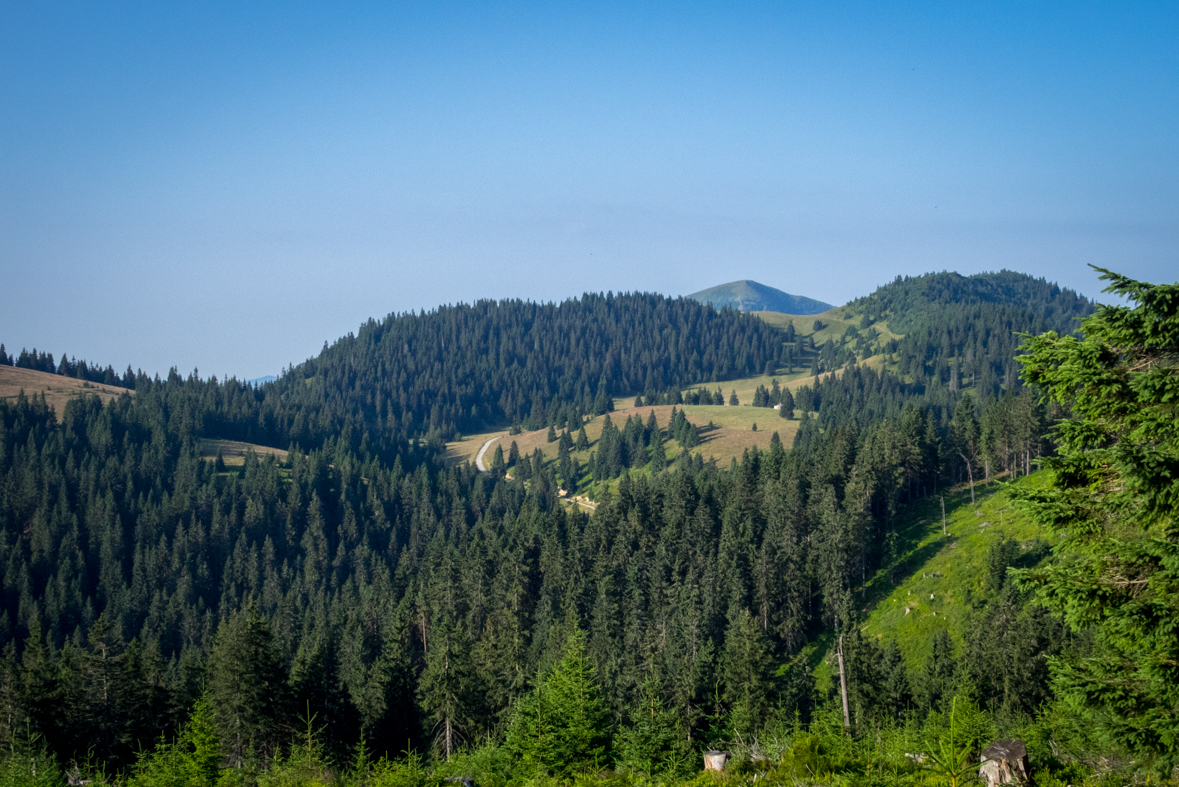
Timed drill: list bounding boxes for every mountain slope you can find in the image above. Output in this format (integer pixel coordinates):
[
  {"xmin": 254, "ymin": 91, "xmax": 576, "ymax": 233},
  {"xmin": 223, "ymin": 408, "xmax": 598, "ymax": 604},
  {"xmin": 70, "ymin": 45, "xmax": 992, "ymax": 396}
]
[
  {"xmin": 859, "ymin": 473, "xmax": 1051, "ymax": 666},
  {"xmin": 687, "ymin": 279, "xmax": 833, "ymax": 314},
  {"xmin": 844, "ymin": 270, "xmax": 1095, "ymax": 398},
  {"xmin": 847, "ymin": 270, "xmax": 1093, "ymax": 334},
  {"xmin": 263, "ymin": 293, "xmax": 780, "ymax": 453}
]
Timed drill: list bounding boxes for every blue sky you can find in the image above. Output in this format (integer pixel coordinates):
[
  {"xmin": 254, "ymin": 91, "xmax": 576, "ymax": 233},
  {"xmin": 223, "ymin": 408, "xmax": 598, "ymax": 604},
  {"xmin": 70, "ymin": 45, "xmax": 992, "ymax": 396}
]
[{"xmin": 2, "ymin": 1, "xmax": 1176, "ymax": 377}]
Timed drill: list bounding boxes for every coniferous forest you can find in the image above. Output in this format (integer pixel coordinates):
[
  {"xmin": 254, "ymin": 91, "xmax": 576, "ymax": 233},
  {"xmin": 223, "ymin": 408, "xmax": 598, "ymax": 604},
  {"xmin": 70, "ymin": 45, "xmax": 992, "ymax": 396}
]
[{"xmin": 1, "ymin": 269, "xmax": 1177, "ymax": 787}]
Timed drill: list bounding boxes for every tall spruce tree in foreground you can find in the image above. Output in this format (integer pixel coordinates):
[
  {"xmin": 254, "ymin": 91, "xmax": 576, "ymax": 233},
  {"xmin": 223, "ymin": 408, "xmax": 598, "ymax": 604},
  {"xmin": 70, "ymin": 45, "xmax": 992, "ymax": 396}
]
[
  {"xmin": 418, "ymin": 617, "xmax": 480, "ymax": 760},
  {"xmin": 207, "ymin": 607, "xmax": 291, "ymax": 766},
  {"xmin": 506, "ymin": 629, "xmax": 609, "ymax": 779},
  {"xmin": 1012, "ymin": 268, "xmax": 1179, "ymax": 772},
  {"xmin": 615, "ymin": 670, "xmax": 690, "ymax": 776}
]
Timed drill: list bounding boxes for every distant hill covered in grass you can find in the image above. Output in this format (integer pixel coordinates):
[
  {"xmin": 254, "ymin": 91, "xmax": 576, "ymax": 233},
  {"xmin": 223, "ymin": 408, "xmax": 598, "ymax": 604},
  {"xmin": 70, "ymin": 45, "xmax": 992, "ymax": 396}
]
[{"xmin": 687, "ymin": 279, "xmax": 833, "ymax": 315}]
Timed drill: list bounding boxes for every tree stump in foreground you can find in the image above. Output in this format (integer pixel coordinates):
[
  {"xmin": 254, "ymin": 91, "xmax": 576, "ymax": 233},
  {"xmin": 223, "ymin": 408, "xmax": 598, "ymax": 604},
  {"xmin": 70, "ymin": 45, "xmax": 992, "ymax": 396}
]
[
  {"xmin": 704, "ymin": 751, "xmax": 730, "ymax": 772},
  {"xmin": 979, "ymin": 740, "xmax": 1030, "ymax": 786}
]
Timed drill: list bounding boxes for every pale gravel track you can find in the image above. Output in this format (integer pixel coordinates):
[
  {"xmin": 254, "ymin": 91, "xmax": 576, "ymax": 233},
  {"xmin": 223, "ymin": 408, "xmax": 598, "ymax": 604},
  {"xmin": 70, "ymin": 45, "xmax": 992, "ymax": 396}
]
[{"xmin": 474, "ymin": 436, "xmax": 501, "ymax": 472}]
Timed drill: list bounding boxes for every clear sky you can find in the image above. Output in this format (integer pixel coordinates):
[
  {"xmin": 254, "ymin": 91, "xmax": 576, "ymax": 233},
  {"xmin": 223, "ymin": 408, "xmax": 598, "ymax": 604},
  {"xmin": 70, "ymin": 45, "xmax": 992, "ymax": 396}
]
[{"xmin": 2, "ymin": 2, "xmax": 1176, "ymax": 378}]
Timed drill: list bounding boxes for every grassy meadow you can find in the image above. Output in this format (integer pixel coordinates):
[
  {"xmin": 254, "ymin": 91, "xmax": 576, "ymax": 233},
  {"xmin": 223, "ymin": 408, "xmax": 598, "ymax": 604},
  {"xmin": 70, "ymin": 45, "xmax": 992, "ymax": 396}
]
[
  {"xmin": 446, "ymin": 403, "xmax": 804, "ymax": 479},
  {"xmin": 811, "ymin": 472, "xmax": 1052, "ymax": 693},
  {"xmin": 0, "ymin": 364, "xmax": 131, "ymax": 413},
  {"xmin": 199, "ymin": 438, "xmax": 290, "ymax": 467}
]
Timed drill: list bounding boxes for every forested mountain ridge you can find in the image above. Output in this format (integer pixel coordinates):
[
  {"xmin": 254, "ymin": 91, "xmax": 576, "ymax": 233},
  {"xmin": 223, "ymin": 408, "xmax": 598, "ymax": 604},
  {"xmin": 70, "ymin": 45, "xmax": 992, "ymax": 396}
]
[
  {"xmin": 4, "ymin": 295, "xmax": 781, "ymax": 468},
  {"xmin": 4, "ymin": 268, "xmax": 1168, "ymax": 787},
  {"xmin": 832, "ymin": 270, "xmax": 1095, "ymax": 398},
  {"xmin": 1, "ymin": 271, "xmax": 1087, "ymax": 466},
  {"xmin": 846, "ymin": 270, "xmax": 1092, "ymax": 334},
  {"xmin": 261, "ymin": 293, "xmax": 781, "ymax": 453}
]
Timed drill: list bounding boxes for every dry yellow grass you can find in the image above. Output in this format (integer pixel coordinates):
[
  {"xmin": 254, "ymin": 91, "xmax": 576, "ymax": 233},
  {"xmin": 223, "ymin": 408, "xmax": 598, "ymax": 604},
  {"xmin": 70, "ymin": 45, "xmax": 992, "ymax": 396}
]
[
  {"xmin": 446, "ymin": 403, "xmax": 802, "ymax": 470},
  {"xmin": 752, "ymin": 307, "xmax": 901, "ymax": 344},
  {"xmin": 444, "ymin": 304, "xmax": 902, "ymax": 473},
  {"xmin": 199, "ymin": 438, "xmax": 289, "ymax": 466},
  {"xmin": 681, "ymin": 354, "xmax": 888, "ymax": 406},
  {"xmin": 444, "ymin": 430, "xmax": 510, "ymax": 465},
  {"xmin": 674, "ymin": 307, "xmax": 901, "ymax": 407},
  {"xmin": 0, "ymin": 365, "xmax": 132, "ymax": 414}
]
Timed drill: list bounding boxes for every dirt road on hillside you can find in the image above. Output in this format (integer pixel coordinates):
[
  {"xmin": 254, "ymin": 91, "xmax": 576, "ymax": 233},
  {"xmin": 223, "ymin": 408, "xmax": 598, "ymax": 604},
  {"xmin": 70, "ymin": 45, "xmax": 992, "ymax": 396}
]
[{"xmin": 475, "ymin": 436, "xmax": 501, "ymax": 472}]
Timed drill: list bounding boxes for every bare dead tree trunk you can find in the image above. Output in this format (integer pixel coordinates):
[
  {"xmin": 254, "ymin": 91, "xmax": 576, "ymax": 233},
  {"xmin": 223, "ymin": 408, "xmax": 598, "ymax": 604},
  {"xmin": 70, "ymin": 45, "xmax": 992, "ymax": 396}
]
[
  {"xmin": 956, "ymin": 450, "xmax": 975, "ymax": 505},
  {"xmin": 837, "ymin": 634, "xmax": 851, "ymax": 733}
]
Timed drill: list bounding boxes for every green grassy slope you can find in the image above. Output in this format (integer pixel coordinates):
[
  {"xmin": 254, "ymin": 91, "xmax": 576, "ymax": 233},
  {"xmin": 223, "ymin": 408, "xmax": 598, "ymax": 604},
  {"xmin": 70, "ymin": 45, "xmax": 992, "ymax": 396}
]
[
  {"xmin": 815, "ymin": 472, "xmax": 1052, "ymax": 687},
  {"xmin": 869, "ymin": 473, "xmax": 1050, "ymax": 660}
]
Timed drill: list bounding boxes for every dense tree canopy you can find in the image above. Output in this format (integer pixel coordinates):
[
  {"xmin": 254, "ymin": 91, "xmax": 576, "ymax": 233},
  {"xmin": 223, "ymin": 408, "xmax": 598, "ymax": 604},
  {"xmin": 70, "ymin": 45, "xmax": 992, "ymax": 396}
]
[{"xmin": 0, "ymin": 271, "xmax": 1120, "ymax": 780}]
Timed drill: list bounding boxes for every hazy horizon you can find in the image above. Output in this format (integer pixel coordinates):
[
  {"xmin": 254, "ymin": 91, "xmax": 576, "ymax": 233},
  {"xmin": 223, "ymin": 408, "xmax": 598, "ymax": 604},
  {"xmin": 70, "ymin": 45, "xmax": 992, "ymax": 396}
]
[{"xmin": 3, "ymin": 2, "xmax": 1176, "ymax": 378}]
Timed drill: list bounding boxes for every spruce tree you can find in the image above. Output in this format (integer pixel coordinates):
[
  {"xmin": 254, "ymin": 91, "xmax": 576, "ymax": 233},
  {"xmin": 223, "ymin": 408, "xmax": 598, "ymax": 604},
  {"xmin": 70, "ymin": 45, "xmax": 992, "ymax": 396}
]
[
  {"xmin": 651, "ymin": 433, "xmax": 667, "ymax": 472},
  {"xmin": 722, "ymin": 609, "xmax": 775, "ymax": 738},
  {"xmin": 615, "ymin": 670, "xmax": 689, "ymax": 776},
  {"xmin": 129, "ymin": 694, "xmax": 221, "ymax": 787},
  {"xmin": 1012, "ymin": 268, "xmax": 1179, "ymax": 770},
  {"xmin": 80, "ymin": 614, "xmax": 132, "ymax": 764},
  {"xmin": 949, "ymin": 394, "xmax": 981, "ymax": 503},
  {"xmin": 880, "ymin": 641, "xmax": 913, "ymax": 720},
  {"xmin": 505, "ymin": 629, "xmax": 609, "ymax": 779},
  {"xmin": 18, "ymin": 617, "xmax": 62, "ymax": 753},
  {"xmin": 921, "ymin": 631, "xmax": 958, "ymax": 715},
  {"xmin": 781, "ymin": 388, "xmax": 795, "ymax": 418},
  {"xmin": 289, "ymin": 633, "xmax": 356, "ymax": 762},
  {"xmin": 418, "ymin": 617, "xmax": 480, "ymax": 761},
  {"xmin": 207, "ymin": 607, "xmax": 291, "ymax": 765}
]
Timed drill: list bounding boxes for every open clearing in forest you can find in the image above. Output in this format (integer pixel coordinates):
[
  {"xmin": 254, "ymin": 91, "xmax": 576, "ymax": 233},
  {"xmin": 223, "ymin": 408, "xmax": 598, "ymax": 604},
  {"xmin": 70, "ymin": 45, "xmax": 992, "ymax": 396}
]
[
  {"xmin": 679, "ymin": 306, "xmax": 900, "ymax": 406},
  {"xmin": 812, "ymin": 472, "xmax": 1053, "ymax": 689},
  {"xmin": 0, "ymin": 365, "xmax": 132, "ymax": 413},
  {"xmin": 445, "ymin": 430, "xmax": 509, "ymax": 466},
  {"xmin": 860, "ymin": 472, "xmax": 1051, "ymax": 663},
  {"xmin": 753, "ymin": 306, "xmax": 902, "ymax": 345},
  {"xmin": 447, "ymin": 403, "xmax": 803, "ymax": 472},
  {"xmin": 684, "ymin": 355, "xmax": 889, "ymax": 407},
  {"xmin": 199, "ymin": 438, "xmax": 289, "ymax": 466},
  {"xmin": 445, "ymin": 304, "xmax": 904, "ymax": 474}
]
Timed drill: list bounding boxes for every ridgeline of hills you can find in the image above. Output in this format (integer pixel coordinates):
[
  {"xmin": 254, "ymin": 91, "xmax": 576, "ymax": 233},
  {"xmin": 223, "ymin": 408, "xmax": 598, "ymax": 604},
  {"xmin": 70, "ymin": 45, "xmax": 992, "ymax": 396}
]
[
  {"xmin": 2, "ymin": 268, "xmax": 1144, "ymax": 783},
  {"xmin": 687, "ymin": 279, "xmax": 833, "ymax": 314}
]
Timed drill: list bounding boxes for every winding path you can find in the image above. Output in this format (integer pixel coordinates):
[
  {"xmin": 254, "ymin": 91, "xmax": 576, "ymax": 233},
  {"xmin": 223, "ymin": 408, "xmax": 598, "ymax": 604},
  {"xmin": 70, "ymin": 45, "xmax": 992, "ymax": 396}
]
[{"xmin": 474, "ymin": 435, "xmax": 502, "ymax": 472}]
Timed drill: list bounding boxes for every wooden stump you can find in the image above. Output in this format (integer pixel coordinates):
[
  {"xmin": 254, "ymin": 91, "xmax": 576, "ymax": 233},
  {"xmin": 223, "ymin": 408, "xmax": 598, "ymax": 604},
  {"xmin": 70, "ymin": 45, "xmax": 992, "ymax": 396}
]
[
  {"xmin": 704, "ymin": 751, "xmax": 730, "ymax": 772},
  {"xmin": 979, "ymin": 740, "xmax": 1030, "ymax": 786}
]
